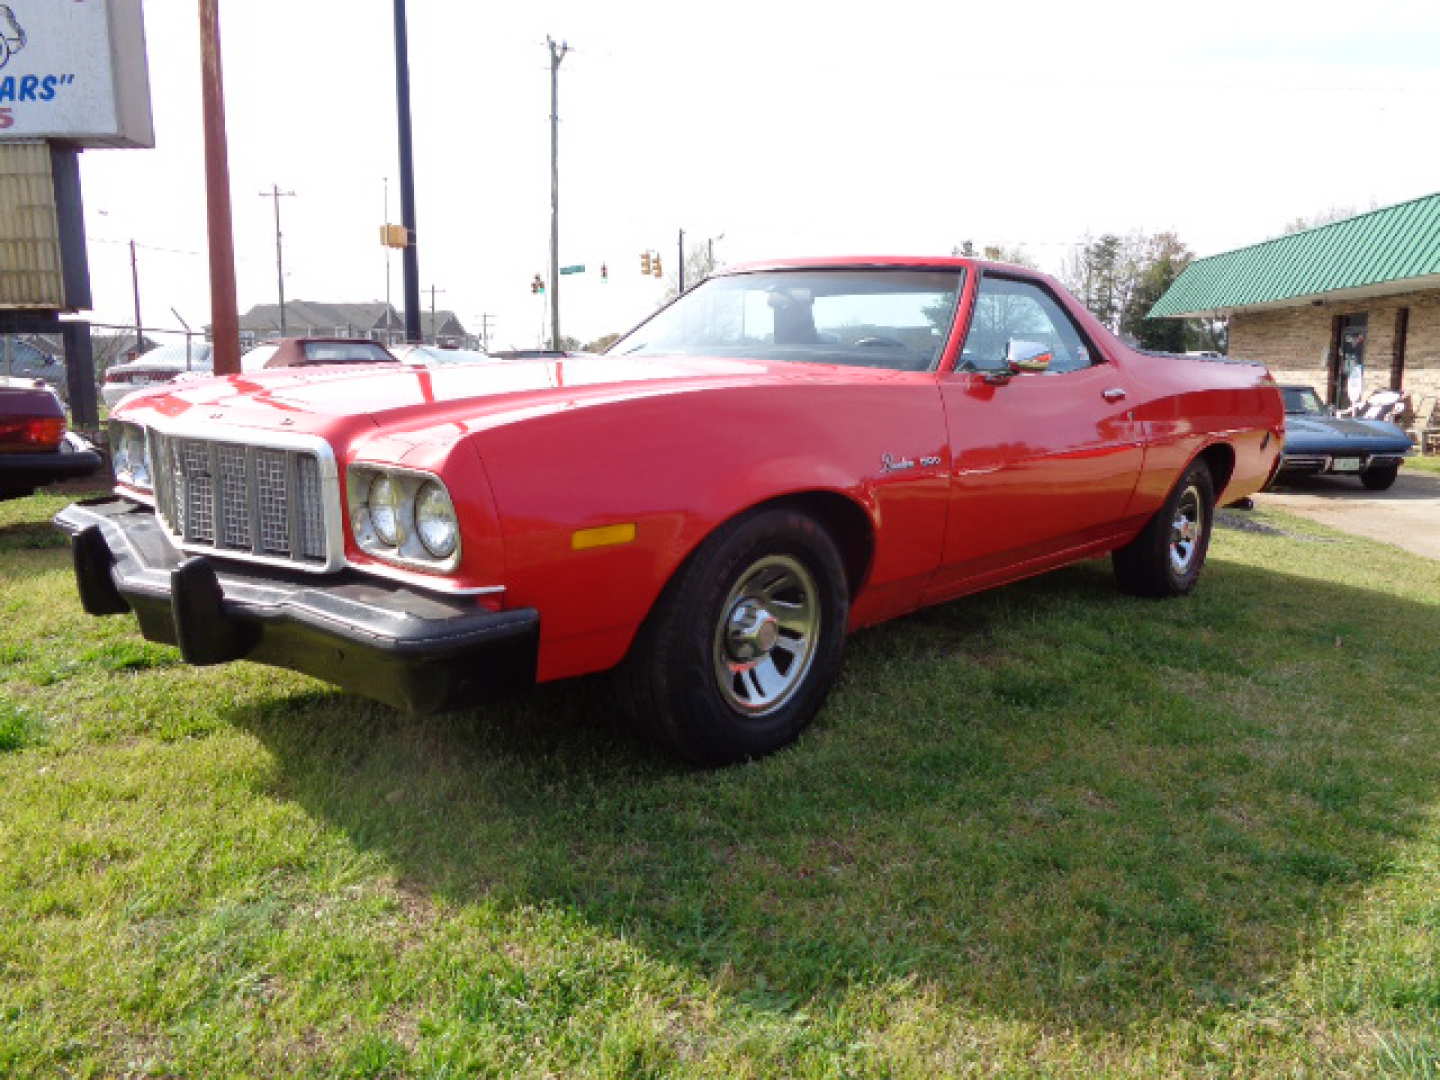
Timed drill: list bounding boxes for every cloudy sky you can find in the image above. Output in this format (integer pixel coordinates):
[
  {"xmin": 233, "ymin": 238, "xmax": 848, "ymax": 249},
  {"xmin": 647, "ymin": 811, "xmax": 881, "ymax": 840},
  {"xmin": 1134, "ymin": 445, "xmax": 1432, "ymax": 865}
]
[{"xmin": 75, "ymin": 0, "xmax": 1440, "ymax": 350}]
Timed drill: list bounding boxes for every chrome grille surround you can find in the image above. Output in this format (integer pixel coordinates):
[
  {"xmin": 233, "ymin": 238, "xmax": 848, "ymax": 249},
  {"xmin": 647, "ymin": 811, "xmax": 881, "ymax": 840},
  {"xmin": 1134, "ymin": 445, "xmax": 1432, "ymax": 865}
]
[{"xmin": 138, "ymin": 423, "xmax": 344, "ymax": 573}]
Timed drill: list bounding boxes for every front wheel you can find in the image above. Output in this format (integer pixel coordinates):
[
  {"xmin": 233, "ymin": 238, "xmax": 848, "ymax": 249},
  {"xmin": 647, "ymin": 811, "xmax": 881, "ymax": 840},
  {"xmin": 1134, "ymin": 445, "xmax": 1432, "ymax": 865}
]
[
  {"xmin": 1113, "ymin": 460, "xmax": 1215, "ymax": 597},
  {"xmin": 618, "ymin": 508, "xmax": 850, "ymax": 766},
  {"xmin": 1360, "ymin": 464, "xmax": 1399, "ymax": 491}
]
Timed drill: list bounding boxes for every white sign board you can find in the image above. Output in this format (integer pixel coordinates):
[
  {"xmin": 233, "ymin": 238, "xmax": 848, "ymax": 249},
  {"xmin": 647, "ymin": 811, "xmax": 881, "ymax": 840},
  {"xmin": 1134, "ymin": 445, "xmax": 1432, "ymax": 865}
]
[{"xmin": 0, "ymin": 0, "xmax": 153, "ymax": 148}]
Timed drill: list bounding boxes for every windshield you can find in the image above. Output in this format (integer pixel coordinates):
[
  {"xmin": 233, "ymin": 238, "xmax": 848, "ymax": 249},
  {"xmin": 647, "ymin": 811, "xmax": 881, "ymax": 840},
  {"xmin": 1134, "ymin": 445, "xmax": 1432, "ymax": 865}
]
[
  {"xmin": 608, "ymin": 269, "xmax": 964, "ymax": 372},
  {"xmin": 301, "ymin": 341, "xmax": 395, "ymax": 365},
  {"xmin": 1282, "ymin": 387, "xmax": 1327, "ymax": 415}
]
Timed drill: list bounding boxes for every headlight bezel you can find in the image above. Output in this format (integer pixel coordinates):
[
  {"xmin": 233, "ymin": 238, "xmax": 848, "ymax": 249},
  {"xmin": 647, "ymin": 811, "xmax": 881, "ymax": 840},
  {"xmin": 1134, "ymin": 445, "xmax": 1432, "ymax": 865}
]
[
  {"xmin": 347, "ymin": 465, "xmax": 462, "ymax": 574},
  {"xmin": 109, "ymin": 420, "xmax": 153, "ymax": 492}
]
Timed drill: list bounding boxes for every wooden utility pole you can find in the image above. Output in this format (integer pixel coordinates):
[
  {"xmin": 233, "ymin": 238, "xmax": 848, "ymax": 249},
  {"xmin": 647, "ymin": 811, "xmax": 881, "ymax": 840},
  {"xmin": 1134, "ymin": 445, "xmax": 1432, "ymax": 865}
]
[
  {"xmin": 260, "ymin": 184, "xmax": 296, "ymax": 337},
  {"xmin": 198, "ymin": 0, "xmax": 240, "ymax": 376},
  {"xmin": 393, "ymin": 0, "xmax": 422, "ymax": 344},
  {"xmin": 129, "ymin": 239, "xmax": 143, "ymax": 355},
  {"xmin": 426, "ymin": 285, "xmax": 445, "ymax": 344}
]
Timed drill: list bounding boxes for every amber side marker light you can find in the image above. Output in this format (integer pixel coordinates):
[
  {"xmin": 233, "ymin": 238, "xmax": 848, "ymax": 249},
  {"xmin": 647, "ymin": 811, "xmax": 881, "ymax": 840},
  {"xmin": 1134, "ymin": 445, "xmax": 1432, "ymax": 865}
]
[{"xmin": 572, "ymin": 523, "xmax": 637, "ymax": 550}]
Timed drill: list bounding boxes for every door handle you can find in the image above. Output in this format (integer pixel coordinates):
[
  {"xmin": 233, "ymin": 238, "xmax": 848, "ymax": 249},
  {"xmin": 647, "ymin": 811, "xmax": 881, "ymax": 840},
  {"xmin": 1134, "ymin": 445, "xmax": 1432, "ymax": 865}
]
[{"xmin": 1102, "ymin": 387, "xmax": 1127, "ymax": 402}]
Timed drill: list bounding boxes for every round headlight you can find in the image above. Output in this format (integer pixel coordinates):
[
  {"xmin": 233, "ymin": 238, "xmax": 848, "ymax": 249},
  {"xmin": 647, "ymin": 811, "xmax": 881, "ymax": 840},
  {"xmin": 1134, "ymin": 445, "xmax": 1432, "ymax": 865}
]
[
  {"xmin": 414, "ymin": 481, "xmax": 458, "ymax": 558},
  {"xmin": 367, "ymin": 475, "xmax": 404, "ymax": 546}
]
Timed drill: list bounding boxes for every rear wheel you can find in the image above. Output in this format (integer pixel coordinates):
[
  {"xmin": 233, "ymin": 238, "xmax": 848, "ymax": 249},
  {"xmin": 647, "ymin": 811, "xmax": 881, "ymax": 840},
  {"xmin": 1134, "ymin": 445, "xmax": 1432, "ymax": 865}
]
[
  {"xmin": 1360, "ymin": 464, "xmax": 1399, "ymax": 491},
  {"xmin": 618, "ymin": 508, "xmax": 849, "ymax": 766},
  {"xmin": 1113, "ymin": 460, "xmax": 1215, "ymax": 597}
]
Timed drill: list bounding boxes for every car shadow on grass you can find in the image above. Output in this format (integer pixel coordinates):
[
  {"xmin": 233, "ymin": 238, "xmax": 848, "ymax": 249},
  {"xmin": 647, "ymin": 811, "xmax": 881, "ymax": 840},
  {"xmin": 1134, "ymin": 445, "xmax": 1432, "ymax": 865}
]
[{"xmin": 228, "ymin": 555, "xmax": 1440, "ymax": 1033}]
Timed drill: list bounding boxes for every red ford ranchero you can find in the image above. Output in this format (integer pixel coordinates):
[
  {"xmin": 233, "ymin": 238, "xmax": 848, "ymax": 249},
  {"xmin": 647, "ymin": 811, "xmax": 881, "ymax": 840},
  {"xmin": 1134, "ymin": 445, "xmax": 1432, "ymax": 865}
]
[{"xmin": 58, "ymin": 258, "xmax": 1284, "ymax": 764}]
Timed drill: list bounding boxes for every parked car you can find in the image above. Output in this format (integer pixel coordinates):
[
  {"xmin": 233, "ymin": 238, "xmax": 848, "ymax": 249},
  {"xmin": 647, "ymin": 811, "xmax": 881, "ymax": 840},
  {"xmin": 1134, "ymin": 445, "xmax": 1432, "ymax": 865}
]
[
  {"xmin": 389, "ymin": 344, "xmax": 495, "ymax": 366},
  {"xmin": 1, "ymin": 379, "xmax": 102, "ymax": 500},
  {"xmin": 101, "ymin": 343, "xmax": 214, "ymax": 410},
  {"xmin": 1274, "ymin": 384, "xmax": 1410, "ymax": 490},
  {"xmin": 57, "ymin": 257, "xmax": 1283, "ymax": 763},
  {"xmin": 1, "ymin": 339, "xmax": 68, "ymax": 401},
  {"xmin": 241, "ymin": 338, "xmax": 399, "ymax": 373}
]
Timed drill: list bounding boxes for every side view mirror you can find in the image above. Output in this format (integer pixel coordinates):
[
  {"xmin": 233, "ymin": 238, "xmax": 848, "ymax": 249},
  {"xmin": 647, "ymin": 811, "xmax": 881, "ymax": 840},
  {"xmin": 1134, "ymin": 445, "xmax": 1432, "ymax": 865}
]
[{"xmin": 1006, "ymin": 339, "xmax": 1053, "ymax": 374}]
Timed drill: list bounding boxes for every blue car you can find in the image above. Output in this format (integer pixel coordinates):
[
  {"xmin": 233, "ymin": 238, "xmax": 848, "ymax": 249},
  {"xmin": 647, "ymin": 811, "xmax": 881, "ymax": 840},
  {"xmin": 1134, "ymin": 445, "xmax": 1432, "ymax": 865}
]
[{"xmin": 1276, "ymin": 384, "xmax": 1410, "ymax": 490}]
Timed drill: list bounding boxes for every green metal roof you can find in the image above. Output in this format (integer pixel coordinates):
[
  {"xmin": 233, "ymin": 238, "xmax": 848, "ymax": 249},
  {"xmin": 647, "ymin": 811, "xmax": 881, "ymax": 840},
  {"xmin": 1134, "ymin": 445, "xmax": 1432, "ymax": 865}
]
[{"xmin": 1148, "ymin": 192, "xmax": 1440, "ymax": 318}]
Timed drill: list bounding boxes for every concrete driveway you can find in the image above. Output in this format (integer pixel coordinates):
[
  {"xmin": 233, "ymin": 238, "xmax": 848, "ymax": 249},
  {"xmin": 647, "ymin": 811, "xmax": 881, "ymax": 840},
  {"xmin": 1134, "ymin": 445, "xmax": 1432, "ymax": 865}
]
[{"xmin": 1259, "ymin": 468, "xmax": 1440, "ymax": 560}]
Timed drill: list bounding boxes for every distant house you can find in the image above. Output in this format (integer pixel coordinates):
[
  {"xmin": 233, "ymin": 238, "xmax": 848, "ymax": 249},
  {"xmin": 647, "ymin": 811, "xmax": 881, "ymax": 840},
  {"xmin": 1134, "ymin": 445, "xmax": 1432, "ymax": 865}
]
[
  {"xmin": 237, "ymin": 302, "xmax": 468, "ymax": 349},
  {"xmin": 1149, "ymin": 193, "xmax": 1440, "ymax": 410}
]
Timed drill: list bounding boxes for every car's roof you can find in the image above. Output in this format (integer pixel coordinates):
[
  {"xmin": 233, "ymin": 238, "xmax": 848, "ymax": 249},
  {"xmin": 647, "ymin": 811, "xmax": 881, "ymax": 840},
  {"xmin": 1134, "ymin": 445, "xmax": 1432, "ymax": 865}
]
[{"xmin": 721, "ymin": 255, "xmax": 1045, "ymax": 275}]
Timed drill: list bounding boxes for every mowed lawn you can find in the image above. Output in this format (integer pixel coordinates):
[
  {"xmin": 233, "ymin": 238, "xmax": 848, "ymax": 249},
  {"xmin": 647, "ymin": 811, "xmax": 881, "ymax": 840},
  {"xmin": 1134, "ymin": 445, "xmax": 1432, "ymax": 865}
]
[{"xmin": 4, "ymin": 487, "xmax": 1440, "ymax": 1078}]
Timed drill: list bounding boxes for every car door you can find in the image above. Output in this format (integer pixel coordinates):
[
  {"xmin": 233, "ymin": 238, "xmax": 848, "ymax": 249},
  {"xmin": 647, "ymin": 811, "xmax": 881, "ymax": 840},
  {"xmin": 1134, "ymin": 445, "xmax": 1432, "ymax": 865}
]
[{"xmin": 925, "ymin": 273, "xmax": 1145, "ymax": 601}]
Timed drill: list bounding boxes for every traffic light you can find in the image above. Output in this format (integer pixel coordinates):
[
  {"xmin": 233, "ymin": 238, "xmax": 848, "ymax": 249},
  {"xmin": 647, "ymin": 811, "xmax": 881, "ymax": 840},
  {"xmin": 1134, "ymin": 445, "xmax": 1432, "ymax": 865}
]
[
  {"xmin": 531, "ymin": 274, "xmax": 545, "ymax": 295},
  {"xmin": 652, "ymin": 254, "xmax": 662, "ymax": 278},
  {"xmin": 601, "ymin": 263, "xmax": 609, "ymax": 283},
  {"xmin": 640, "ymin": 252, "xmax": 651, "ymax": 275}
]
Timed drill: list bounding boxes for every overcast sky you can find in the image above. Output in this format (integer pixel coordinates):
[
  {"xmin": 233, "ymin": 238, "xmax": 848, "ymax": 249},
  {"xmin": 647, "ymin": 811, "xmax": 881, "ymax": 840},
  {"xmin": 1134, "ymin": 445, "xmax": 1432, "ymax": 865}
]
[{"xmin": 76, "ymin": 0, "xmax": 1440, "ymax": 351}]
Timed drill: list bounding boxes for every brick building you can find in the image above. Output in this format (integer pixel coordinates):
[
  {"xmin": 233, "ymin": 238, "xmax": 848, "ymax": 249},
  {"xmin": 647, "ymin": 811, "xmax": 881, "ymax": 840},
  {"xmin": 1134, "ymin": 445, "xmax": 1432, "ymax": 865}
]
[{"xmin": 1149, "ymin": 193, "xmax": 1440, "ymax": 410}]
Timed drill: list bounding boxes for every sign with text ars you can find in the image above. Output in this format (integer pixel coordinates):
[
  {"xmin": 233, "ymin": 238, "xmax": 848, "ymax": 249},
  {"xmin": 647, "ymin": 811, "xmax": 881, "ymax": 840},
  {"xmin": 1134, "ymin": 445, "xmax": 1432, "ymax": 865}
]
[{"xmin": 0, "ymin": 0, "xmax": 153, "ymax": 148}]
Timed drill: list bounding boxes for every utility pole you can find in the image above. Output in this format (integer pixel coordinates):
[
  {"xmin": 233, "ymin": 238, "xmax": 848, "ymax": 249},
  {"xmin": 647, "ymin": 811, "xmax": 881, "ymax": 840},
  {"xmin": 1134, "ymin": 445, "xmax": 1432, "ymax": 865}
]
[
  {"xmin": 678, "ymin": 228, "xmax": 686, "ymax": 294},
  {"xmin": 426, "ymin": 285, "xmax": 445, "ymax": 344},
  {"xmin": 393, "ymin": 0, "xmax": 422, "ymax": 344},
  {"xmin": 129, "ymin": 239, "xmax": 143, "ymax": 355},
  {"xmin": 547, "ymin": 35, "xmax": 569, "ymax": 352},
  {"xmin": 383, "ymin": 177, "xmax": 393, "ymax": 344},
  {"xmin": 198, "ymin": 0, "xmax": 241, "ymax": 376},
  {"xmin": 478, "ymin": 313, "xmax": 495, "ymax": 352},
  {"xmin": 260, "ymin": 184, "xmax": 296, "ymax": 337}
]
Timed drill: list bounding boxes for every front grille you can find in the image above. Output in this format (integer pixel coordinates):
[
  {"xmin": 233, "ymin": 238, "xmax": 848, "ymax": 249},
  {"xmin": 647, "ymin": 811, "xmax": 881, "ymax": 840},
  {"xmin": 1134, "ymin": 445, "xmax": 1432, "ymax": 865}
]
[{"xmin": 149, "ymin": 431, "xmax": 330, "ymax": 566}]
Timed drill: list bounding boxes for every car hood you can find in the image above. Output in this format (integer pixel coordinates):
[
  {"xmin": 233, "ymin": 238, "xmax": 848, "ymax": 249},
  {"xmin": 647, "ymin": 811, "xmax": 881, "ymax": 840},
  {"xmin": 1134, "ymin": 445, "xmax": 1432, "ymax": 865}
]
[
  {"xmin": 113, "ymin": 352, "xmax": 911, "ymax": 440},
  {"xmin": 1284, "ymin": 414, "xmax": 1412, "ymax": 453}
]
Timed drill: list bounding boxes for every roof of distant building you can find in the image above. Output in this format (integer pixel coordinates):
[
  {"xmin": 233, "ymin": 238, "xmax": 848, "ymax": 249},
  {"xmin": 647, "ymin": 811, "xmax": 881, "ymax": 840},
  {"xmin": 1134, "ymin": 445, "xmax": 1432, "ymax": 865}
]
[{"xmin": 1149, "ymin": 192, "xmax": 1440, "ymax": 319}]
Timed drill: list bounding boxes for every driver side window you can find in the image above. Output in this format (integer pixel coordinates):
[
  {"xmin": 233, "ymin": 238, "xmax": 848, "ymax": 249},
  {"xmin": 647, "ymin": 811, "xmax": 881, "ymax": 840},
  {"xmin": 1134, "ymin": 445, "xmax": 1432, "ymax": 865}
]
[{"xmin": 960, "ymin": 277, "xmax": 1096, "ymax": 375}]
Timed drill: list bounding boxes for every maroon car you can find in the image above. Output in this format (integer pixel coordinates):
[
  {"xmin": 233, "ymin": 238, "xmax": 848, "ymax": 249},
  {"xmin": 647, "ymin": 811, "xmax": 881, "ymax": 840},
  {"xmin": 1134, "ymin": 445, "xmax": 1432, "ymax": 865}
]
[
  {"xmin": 240, "ymin": 338, "xmax": 398, "ymax": 373},
  {"xmin": 0, "ymin": 380, "xmax": 102, "ymax": 500}
]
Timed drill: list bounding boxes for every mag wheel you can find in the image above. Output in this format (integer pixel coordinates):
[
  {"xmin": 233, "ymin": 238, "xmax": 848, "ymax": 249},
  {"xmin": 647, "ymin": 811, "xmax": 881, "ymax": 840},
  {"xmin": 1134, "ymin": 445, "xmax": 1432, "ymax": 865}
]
[
  {"xmin": 1113, "ymin": 460, "xmax": 1215, "ymax": 597},
  {"xmin": 620, "ymin": 508, "xmax": 849, "ymax": 766}
]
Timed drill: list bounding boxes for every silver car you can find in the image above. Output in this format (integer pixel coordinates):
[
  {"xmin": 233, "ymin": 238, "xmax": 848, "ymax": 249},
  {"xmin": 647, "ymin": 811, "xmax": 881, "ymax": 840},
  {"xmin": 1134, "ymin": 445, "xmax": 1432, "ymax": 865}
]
[{"xmin": 100, "ymin": 344, "xmax": 214, "ymax": 410}]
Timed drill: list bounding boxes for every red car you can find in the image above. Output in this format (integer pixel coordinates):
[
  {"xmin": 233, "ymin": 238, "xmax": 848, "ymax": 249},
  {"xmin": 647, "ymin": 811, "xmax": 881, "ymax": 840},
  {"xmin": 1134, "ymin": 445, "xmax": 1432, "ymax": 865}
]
[
  {"xmin": 57, "ymin": 258, "xmax": 1283, "ymax": 763},
  {"xmin": 1, "ymin": 380, "xmax": 102, "ymax": 501}
]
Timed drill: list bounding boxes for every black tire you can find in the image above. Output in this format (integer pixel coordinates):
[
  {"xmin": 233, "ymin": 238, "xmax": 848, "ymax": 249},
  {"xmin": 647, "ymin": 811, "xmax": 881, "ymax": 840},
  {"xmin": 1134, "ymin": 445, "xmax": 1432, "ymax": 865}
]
[
  {"xmin": 1112, "ymin": 459, "xmax": 1215, "ymax": 598},
  {"xmin": 618, "ymin": 507, "xmax": 849, "ymax": 766},
  {"xmin": 1360, "ymin": 465, "xmax": 1398, "ymax": 491}
]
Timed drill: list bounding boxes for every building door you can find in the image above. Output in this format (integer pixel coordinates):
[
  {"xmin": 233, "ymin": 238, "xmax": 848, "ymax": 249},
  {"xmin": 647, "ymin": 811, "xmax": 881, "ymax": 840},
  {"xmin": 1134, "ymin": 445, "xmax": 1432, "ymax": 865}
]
[{"xmin": 1330, "ymin": 314, "xmax": 1367, "ymax": 409}]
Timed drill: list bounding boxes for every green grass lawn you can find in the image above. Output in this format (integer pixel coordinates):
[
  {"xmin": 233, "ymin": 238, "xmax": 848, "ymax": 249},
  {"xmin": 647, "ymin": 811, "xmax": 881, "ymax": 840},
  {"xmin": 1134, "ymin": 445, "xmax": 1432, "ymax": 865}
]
[
  {"xmin": 4, "ymin": 488, "xmax": 1440, "ymax": 1077},
  {"xmin": 1406, "ymin": 453, "xmax": 1440, "ymax": 476}
]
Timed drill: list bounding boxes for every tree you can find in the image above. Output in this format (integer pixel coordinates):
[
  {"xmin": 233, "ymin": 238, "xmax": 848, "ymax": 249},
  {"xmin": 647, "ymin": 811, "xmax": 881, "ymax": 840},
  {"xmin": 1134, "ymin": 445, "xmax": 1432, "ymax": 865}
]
[
  {"xmin": 1277, "ymin": 201, "xmax": 1376, "ymax": 236},
  {"xmin": 950, "ymin": 240, "xmax": 1036, "ymax": 267},
  {"xmin": 662, "ymin": 240, "xmax": 724, "ymax": 301},
  {"xmin": 1062, "ymin": 233, "xmax": 1133, "ymax": 330},
  {"xmin": 1119, "ymin": 232, "xmax": 1193, "ymax": 352},
  {"xmin": 1062, "ymin": 231, "xmax": 1222, "ymax": 352},
  {"xmin": 583, "ymin": 332, "xmax": 621, "ymax": 353}
]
